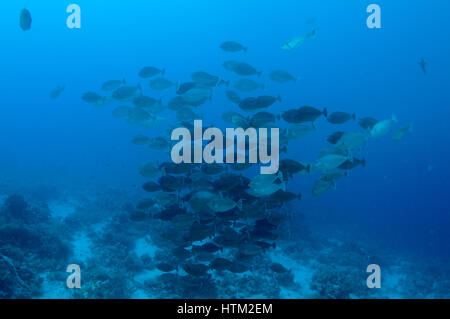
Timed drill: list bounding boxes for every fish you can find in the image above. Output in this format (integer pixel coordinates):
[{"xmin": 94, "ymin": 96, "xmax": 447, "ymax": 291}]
[
  {"xmin": 269, "ymin": 70, "xmax": 296, "ymax": 83},
  {"xmin": 127, "ymin": 107, "xmax": 150, "ymax": 124},
  {"xmin": 191, "ymin": 71, "xmax": 227, "ymax": 87},
  {"xmin": 208, "ymin": 196, "xmax": 242, "ymax": 213},
  {"xmin": 419, "ymin": 58, "xmax": 427, "ymax": 75},
  {"xmin": 225, "ymin": 90, "xmax": 241, "ymax": 104},
  {"xmin": 222, "ymin": 111, "xmax": 248, "ymax": 127},
  {"xmin": 50, "ymin": 85, "xmax": 65, "ymax": 99},
  {"xmin": 148, "ymin": 136, "xmax": 170, "ymax": 150},
  {"xmin": 239, "ymin": 95, "xmax": 282, "ymax": 111},
  {"xmin": 338, "ymin": 158, "xmax": 366, "ymax": 170},
  {"xmin": 270, "ymin": 263, "xmax": 289, "ymax": 273},
  {"xmin": 176, "ymin": 107, "xmax": 200, "ymax": 122},
  {"xmin": 202, "ymin": 163, "xmax": 227, "ymax": 175},
  {"xmin": 321, "ymin": 171, "xmax": 347, "ymax": 182},
  {"xmin": 112, "ymin": 105, "xmax": 131, "ymax": 118},
  {"xmin": 168, "ymin": 96, "xmax": 189, "ymax": 111},
  {"xmin": 234, "ymin": 79, "xmax": 264, "ymax": 92},
  {"xmin": 223, "ymin": 60, "xmax": 262, "ymax": 76},
  {"xmin": 172, "ymin": 247, "xmax": 191, "ymax": 260},
  {"xmin": 139, "ymin": 66, "xmax": 165, "ymax": 78},
  {"xmin": 82, "ymin": 92, "xmax": 110, "ymax": 106},
  {"xmin": 176, "ymin": 82, "xmax": 197, "ymax": 95},
  {"xmin": 142, "ymin": 181, "xmax": 162, "ymax": 192},
  {"xmin": 282, "ymin": 106, "xmax": 327, "ymax": 125},
  {"xmin": 156, "ymin": 262, "xmax": 177, "ymax": 272},
  {"xmin": 312, "ymin": 178, "xmax": 335, "ymax": 196},
  {"xmin": 154, "ymin": 205, "xmax": 186, "ymax": 221},
  {"xmin": 131, "ymin": 135, "xmax": 150, "ymax": 145},
  {"xmin": 149, "ymin": 77, "xmax": 176, "ymax": 91},
  {"xmin": 136, "ymin": 198, "xmax": 155, "ymax": 210},
  {"xmin": 327, "ymin": 112, "xmax": 356, "ymax": 124},
  {"xmin": 182, "ymin": 87, "xmax": 212, "ymax": 106},
  {"xmin": 153, "ymin": 192, "xmax": 177, "ymax": 207},
  {"xmin": 250, "ymin": 112, "xmax": 276, "ymax": 128},
  {"xmin": 159, "ymin": 162, "xmax": 195, "ymax": 175},
  {"xmin": 112, "ymin": 85, "xmax": 141, "ymax": 101},
  {"xmin": 315, "ymin": 154, "xmax": 349, "ymax": 171},
  {"xmin": 336, "ymin": 132, "xmax": 367, "ymax": 151},
  {"xmin": 181, "ymin": 263, "xmax": 209, "ymax": 277},
  {"xmin": 133, "ymin": 95, "xmax": 160, "ymax": 108},
  {"xmin": 392, "ymin": 124, "xmax": 412, "ymax": 142},
  {"xmin": 20, "ymin": 9, "xmax": 32, "ymax": 31},
  {"xmin": 284, "ymin": 125, "xmax": 314, "ymax": 139},
  {"xmin": 138, "ymin": 162, "xmax": 160, "ymax": 178},
  {"xmin": 370, "ymin": 114, "xmax": 398, "ymax": 138},
  {"xmin": 102, "ymin": 79, "xmax": 125, "ymax": 91},
  {"xmin": 193, "ymin": 243, "xmax": 223, "ymax": 254},
  {"xmin": 220, "ymin": 41, "xmax": 247, "ymax": 52},
  {"xmin": 212, "ymin": 173, "xmax": 244, "ymax": 192},
  {"xmin": 209, "ymin": 258, "xmax": 233, "ymax": 271},
  {"xmin": 281, "ymin": 30, "xmax": 316, "ymax": 50},
  {"xmin": 247, "ymin": 173, "xmax": 286, "ymax": 197},
  {"xmin": 267, "ymin": 190, "xmax": 301, "ymax": 203},
  {"xmin": 359, "ymin": 117, "xmax": 378, "ymax": 131},
  {"xmin": 327, "ymin": 131, "xmax": 346, "ymax": 144},
  {"xmin": 279, "ymin": 159, "xmax": 310, "ymax": 180}
]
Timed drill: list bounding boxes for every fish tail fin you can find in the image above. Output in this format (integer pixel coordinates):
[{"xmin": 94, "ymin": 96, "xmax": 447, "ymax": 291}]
[
  {"xmin": 306, "ymin": 164, "xmax": 311, "ymax": 173},
  {"xmin": 161, "ymin": 68, "xmax": 166, "ymax": 75},
  {"xmin": 352, "ymin": 113, "xmax": 356, "ymax": 121},
  {"xmin": 361, "ymin": 158, "xmax": 366, "ymax": 167},
  {"xmin": 297, "ymin": 193, "xmax": 302, "ymax": 200},
  {"xmin": 122, "ymin": 78, "xmax": 126, "ymax": 84},
  {"xmin": 277, "ymin": 95, "xmax": 282, "ymax": 102},
  {"xmin": 243, "ymin": 46, "xmax": 248, "ymax": 52},
  {"xmin": 323, "ymin": 108, "xmax": 328, "ymax": 117}
]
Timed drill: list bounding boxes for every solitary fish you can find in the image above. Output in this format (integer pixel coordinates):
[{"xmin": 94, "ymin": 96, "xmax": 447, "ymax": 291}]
[
  {"xmin": 20, "ymin": 9, "xmax": 32, "ymax": 31},
  {"xmin": 139, "ymin": 66, "xmax": 165, "ymax": 78},
  {"xmin": 50, "ymin": 85, "xmax": 65, "ymax": 99},
  {"xmin": 220, "ymin": 41, "xmax": 247, "ymax": 52},
  {"xmin": 419, "ymin": 58, "xmax": 427, "ymax": 75},
  {"xmin": 282, "ymin": 30, "xmax": 316, "ymax": 50},
  {"xmin": 269, "ymin": 70, "xmax": 296, "ymax": 83}
]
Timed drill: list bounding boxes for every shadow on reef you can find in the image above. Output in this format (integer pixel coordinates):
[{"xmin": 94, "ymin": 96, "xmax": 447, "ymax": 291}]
[{"xmin": 0, "ymin": 195, "xmax": 71, "ymax": 298}]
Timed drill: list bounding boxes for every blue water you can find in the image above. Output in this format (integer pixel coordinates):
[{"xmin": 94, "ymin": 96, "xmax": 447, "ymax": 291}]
[{"xmin": 1, "ymin": 1, "xmax": 449, "ymax": 298}]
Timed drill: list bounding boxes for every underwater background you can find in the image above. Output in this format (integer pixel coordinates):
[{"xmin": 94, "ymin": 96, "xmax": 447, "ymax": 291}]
[{"xmin": 0, "ymin": 0, "xmax": 449, "ymax": 298}]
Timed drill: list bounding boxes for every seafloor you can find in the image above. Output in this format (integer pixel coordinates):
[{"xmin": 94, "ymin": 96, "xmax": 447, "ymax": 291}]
[{"xmin": 0, "ymin": 186, "xmax": 448, "ymax": 299}]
